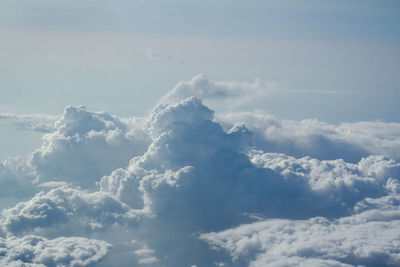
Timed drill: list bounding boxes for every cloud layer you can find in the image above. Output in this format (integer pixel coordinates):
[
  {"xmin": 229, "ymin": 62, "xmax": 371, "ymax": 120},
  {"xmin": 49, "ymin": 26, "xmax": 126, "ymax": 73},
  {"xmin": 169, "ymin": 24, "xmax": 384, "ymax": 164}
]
[
  {"xmin": 217, "ymin": 110, "xmax": 400, "ymax": 162},
  {"xmin": 1, "ymin": 76, "xmax": 399, "ymax": 266},
  {"xmin": 201, "ymin": 192, "xmax": 400, "ymax": 266}
]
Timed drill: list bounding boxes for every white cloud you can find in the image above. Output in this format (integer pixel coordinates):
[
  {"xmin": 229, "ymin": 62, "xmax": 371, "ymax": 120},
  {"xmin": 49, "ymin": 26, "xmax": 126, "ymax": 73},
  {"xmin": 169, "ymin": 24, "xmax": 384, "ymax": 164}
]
[
  {"xmin": 134, "ymin": 245, "xmax": 159, "ymax": 264},
  {"xmin": 12, "ymin": 121, "xmax": 54, "ymax": 133},
  {"xmin": 0, "ymin": 112, "xmax": 58, "ymax": 133},
  {"xmin": 200, "ymin": 200, "xmax": 400, "ymax": 266},
  {"xmin": 0, "ymin": 156, "xmax": 36, "ymax": 199},
  {"xmin": 161, "ymin": 75, "xmax": 354, "ymax": 113},
  {"xmin": 249, "ymin": 151, "xmax": 400, "ymax": 193},
  {"xmin": 1, "ymin": 186, "xmax": 138, "ymax": 236},
  {"xmin": 0, "ymin": 112, "xmax": 59, "ymax": 121},
  {"xmin": 217, "ymin": 110, "xmax": 400, "ymax": 162},
  {"xmin": 28, "ymin": 106, "xmax": 150, "ymax": 189},
  {"xmin": 160, "ymin": 74, "xmax": 278, "ymax": 111},
  {"xmin": 1, "ymin": 81, "xmax": 399, "ymax": 266},
  {"xmin": 98, "ymin": 97, "xmax": 400, "ymax": 266},
  {"xmin": 0, "ymin": 235, "xmax": 111, "ymax": 267}
]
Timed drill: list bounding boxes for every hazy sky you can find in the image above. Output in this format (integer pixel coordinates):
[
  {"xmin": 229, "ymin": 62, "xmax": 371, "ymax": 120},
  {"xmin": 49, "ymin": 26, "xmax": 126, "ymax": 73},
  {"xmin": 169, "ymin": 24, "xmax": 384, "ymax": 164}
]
[{"xmin": 1, "ymin": 0, "xmax": 399, "ymax": 121}]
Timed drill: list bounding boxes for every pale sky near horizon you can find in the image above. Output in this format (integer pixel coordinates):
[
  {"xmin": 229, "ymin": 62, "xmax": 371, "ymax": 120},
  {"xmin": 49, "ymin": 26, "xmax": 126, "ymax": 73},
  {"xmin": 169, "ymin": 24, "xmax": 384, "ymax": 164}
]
[{"xmin": 1, "ymin": 0, "xmax": 400, "ymax": 157}]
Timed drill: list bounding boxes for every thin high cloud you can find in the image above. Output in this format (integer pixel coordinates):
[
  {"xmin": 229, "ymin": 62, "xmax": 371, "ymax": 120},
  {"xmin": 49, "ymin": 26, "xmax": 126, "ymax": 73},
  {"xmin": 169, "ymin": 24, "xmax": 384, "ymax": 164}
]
[
  {"xmin": 161, "ymin": 74, "xmax": 355, "ymax": 112},
  {"xmin": 0, "ymin": 112, "xmax": 59, "ymax": 133},
  {"xmin": 0, "ymin": 76, "xmax": 399, "ymax": 266},
  {"xmin": 0, "ymin": 112, "xmax": 59, "ymax": 121}
]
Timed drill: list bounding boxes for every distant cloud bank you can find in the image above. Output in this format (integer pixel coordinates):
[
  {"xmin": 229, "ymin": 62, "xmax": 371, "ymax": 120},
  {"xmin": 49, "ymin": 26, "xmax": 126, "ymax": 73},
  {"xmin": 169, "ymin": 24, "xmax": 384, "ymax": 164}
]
[{"xmin": 1, "ymin": 75, "xmax": 399, "ymax": 266}]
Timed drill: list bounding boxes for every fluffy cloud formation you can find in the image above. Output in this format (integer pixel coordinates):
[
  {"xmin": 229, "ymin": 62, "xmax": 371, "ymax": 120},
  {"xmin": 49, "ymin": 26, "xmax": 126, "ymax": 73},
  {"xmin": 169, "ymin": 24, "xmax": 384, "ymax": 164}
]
[
  {"xmin": 1, "ymin": 186, "xmax": 137, "ymax": 236},
  {"xmin": 29, "ymin": 106, "xmax": 150, "ymax": 189},
  {"xmin": 250, "ymin": 151, "xmax": 400, "ymax": 202},
  {"xmin": 102, "ymin": 97, "xmax": 315, "ymax": 224},
  {"xmin": 0, "ymin": 235, "xmax": 111, "ymax": 266},
  {"xmin": 1, "ymin": 77, "xmax": 399, "ymax": 266},
  {"xmin": 217, "ymin": 110, "xmax": 400, "ymax": 162},
  {"xmin": 98, "ymin": 97, "xmax": 400, "ymax": 265}
]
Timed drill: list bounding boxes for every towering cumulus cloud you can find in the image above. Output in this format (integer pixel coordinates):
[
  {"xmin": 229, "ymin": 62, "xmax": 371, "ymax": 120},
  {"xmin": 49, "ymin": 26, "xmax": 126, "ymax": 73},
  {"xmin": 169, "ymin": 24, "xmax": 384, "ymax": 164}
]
[{"xmin": 0, "ymin": 76, "xmax": 399, "ymax": 266}]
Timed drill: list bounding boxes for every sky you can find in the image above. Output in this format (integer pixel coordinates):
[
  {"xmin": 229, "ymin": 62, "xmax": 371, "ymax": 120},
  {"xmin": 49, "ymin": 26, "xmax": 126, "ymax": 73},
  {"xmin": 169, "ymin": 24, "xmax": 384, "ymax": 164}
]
[
  {"xmin": 1, "ymin": 1, "xmax": 400, "ymax": 266},
  {"xmin": 1, "ymin": 0, "xmax": 399, "ymax": 118}
]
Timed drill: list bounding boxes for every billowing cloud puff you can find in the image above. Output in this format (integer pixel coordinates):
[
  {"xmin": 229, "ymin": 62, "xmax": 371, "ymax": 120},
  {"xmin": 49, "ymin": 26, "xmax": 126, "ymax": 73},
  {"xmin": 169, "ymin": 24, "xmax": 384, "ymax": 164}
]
[
  {"xmin": 1, "ymin": 186, "xmax": 138, "ymax": 236},
  {"xmin": 0, "ymin": 235, "xmax": 111, "ymax": 267},
  {"xmin": 29, "ymin": 106, "xmax": 150, "ymax": 188},
  {"xmin": 102, "ymin": 97, "xmax": 309, "ymax": 225},
  {"xmin": 102, "ymin": 98, "xmax": 399, "ymax": 221}
]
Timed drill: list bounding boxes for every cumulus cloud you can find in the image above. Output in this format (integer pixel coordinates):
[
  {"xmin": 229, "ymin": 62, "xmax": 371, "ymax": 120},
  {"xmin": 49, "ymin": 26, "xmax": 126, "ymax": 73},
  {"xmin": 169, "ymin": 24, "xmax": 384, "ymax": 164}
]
[
  {"xmin": 1, "ymin": 77, "xmax": 399, "ymax": 266},
  {"xmin": 98, "ymin": 97, "xmax": 400, "ymax": 266},
  {"xmin": 28, "ymin": 106, "xmax": 150, "ymax": 189},
  {"xmin": 1, "ymin": 186, "xmax": 138, "ymax": 236},
  {"xmin": 0, "ymin": 235, "xmax": 111, "ymax": 266}
]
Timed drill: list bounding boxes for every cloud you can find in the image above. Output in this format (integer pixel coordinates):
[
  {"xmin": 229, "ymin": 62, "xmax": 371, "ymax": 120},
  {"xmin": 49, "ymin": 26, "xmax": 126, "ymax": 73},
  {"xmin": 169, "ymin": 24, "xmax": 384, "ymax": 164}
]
[
  {"xmin": 98, "ymin": 97, "xmax": 400, "ymax": 266},
  {"xmin": 160, "ymin": 75, "xmax": 353, "ymax": 112},
  {"xmin": 1, "ymin": 186, "xmax": 138, "ymax": 236},
  {"xmin": 0, "ymin": 156, "xmax": 36, "ymax": 199},
  {"xmin": 0, "ymin": 112, "xmax": 58, "ymax": 133},
  {"xmin": 160, "ymin": 74, "xmax": 277, "ymax": 110},
  {"xmin": 217, "ymin": 110, "xmax": 400, "ymax": 162},
  {"xmin": 1, "ymin": 81, "xmax": 399, "ymax": 266},
  {"xmin": 249, "ymin": 151, "xmax": 400, "ymax": 193},
  {"xmin": 12, "ymin": 121, "xmax": 54, "ymax": 133},
  {"xmin": 200, "ymin": 195, "xmax": 400, "ymax": 266},
  {"xmin": 0, "ymin": 112, "xmax": 59, "ymax": 121},
  {"xmin": 0, "ymin": 235, "xmax": 111, "ymax": 266},
  {"xmin": 28, "ymin": 105, "xmax": 150, "ymax": 189}
]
